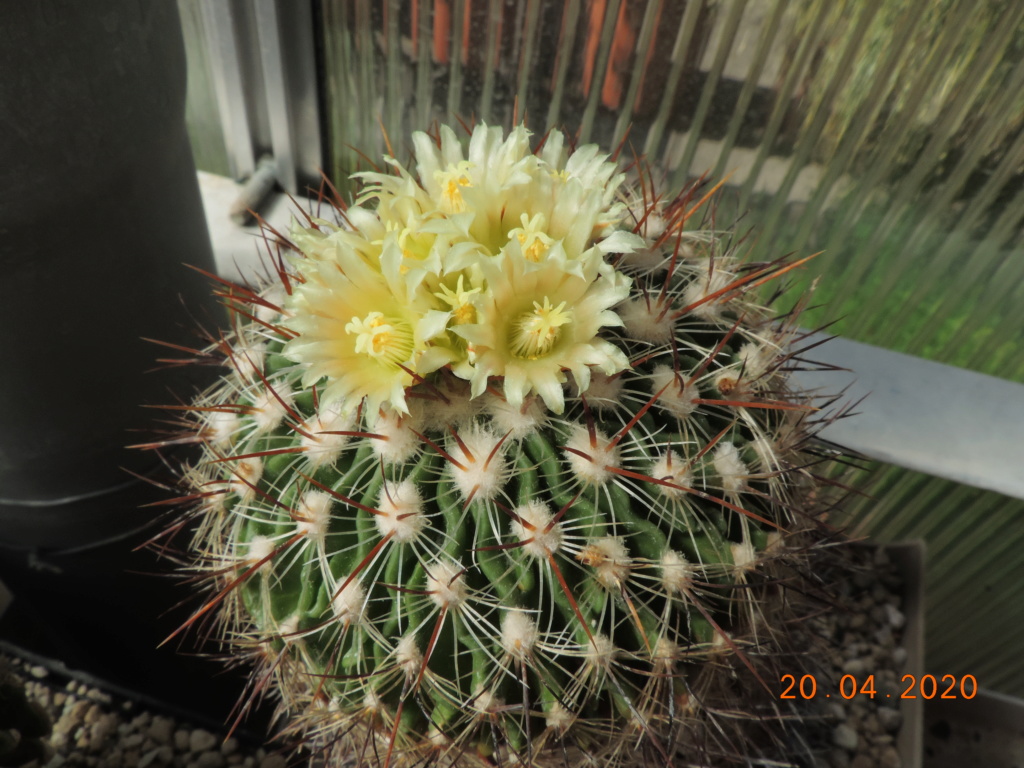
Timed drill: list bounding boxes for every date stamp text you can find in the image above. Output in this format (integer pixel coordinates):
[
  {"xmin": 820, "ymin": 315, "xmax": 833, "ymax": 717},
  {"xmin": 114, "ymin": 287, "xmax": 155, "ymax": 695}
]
[{"xmin": 779, "ymin": 674, "xmax": 977, "ymax": 700}]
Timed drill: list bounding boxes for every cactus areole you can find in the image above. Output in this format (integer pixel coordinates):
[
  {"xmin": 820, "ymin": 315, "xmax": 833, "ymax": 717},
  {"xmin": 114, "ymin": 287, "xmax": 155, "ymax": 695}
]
[{"xmin": 153, "ymin": 123, "xmax": 844, "ymax": 766}]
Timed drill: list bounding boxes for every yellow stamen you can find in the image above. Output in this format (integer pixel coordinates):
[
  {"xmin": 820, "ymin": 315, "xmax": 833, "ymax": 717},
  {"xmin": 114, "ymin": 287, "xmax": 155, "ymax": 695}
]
[
  {"xmin": 516, "ymin": 231, "xmax": 548, "ymax": 262},
  {"xmin": 510, "ymin": 299, "xmax": 572, "ymax": 359},
  {"xmin": 435, "ymin": 163, "xmax": 473, "ymax": 213},
  {"xmin": 435, "ymin": 276, "xmax": 481, "ymax": 326},
  {"xmin": 345, "ymin": 311, "xmax": 413, "ymax": 366}
]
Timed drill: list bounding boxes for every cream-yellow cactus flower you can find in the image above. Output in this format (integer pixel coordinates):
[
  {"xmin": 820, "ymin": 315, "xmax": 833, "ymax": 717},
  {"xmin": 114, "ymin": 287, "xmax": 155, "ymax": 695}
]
[
  {"xmin": 454, "ymin": 252, "xmax": 631, "ymax": 414},
  {"xmin": 282, "ymin": 242, "xmax": 453, "ymax": 416},
  {"xmin": 283, "ymin": 121, "xmax": 642, "ymax": 416},
  {"xmin": 361, "ymin": 123, "xmax": 643, "ymax": 268}
]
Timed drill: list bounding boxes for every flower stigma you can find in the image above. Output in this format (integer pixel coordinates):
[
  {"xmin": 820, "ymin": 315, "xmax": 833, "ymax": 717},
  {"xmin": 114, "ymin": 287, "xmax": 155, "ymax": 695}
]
[
  {"xmin": 435, "ymin": 276, "xmax": 481, "ymax": 326},
  {"xmin": 345, "ymin": 311, "xmax": 413, "ymax": 366},
  {"xmin": 510, "ymin": 298, "xmax": 573, "ymax": 359},
  {"xmin": 434, "ymin": 161, "xmax": 473, "ymax": 213}
]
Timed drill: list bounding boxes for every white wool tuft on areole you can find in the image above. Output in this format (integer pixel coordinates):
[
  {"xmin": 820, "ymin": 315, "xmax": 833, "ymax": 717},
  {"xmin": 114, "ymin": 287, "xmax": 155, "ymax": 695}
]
[
  {"xmin": 579, "ymin": 536, "xmax": 632, "ymax": 589},
  {"xmin": 276, "ymin": 614, "xmax": 301, "ymax": 645},
  {"xmin": 713, "ymin": 442, "xmax": 748, "ymax": 495},
  {"xmin": 650, "ymin": 450, "xmax": 693, "ymax": 498},
  {"xmin": 242, "ymin": 535, "xmax": 275, "ymax": 571},
  {"xmin": 376, "ymin": 479, "xmax": 427, "ymax": 543},
  {"xmin": 545, "ymin": 702, "xmax": 574, "ymax": 734},
  {"xmin": 251, "ymin": 386, "xmax": 292, "ymax": 434},
  {"xmin": 331, "ymin": 579, "xmax": 367, "ymax": 626},
  {"xmin": 301, "ymin": 404, "xmax": 354, "ymax": 468},
  {"xmin": 583, "ymin": 632, "xmax": 617, "ymax": 670},
  {"xmin": 576, "ymin": 371, "xmax": 624, "ymax": 411},
  {"xmin": 660, "ymin": 549, "xmax": 695, "ymax": 595},
  {"xmin": 510, "ymin": 500, "xmax": 562, "ymax": 559},
  {"xmin": 681, "ymin": 262, "xmax": 737, "ymax": 322},
  {"xmin": 737, "ymin": 340, "xmax": 778, "ymax": 381},
  {"xmin": 395, "ymin": 634, "xmax": 423, "ymax": 680},
  {"xmin": 426, "ymin": 559, "xmax": 468, "ymax": 611},
  {"xmin": 206, "ymin": 409, "xmax": 241, "ymax": 449},
  {"xmin": 563, "ymin": 425, "xmax": 621, "ymax": 486},
  {"xmin": 618, "ymin": 297, "xmax": 675, "ymax": 343},
  {"xmin": 229, "ymin": 457, "xmax": 263, "ymax": 503},
  {"xmin": 500, "ymin": 610, "xmax": 538, "ymax": 660},
  {"xmin": 653, "ymin": 636, "xmax": 680, "ymax": 670},
  {"xmin": 731, "ymin": 537, "xmax": 758, "ymax": 575},
  {"xmin": 371, "ymin": 408, "xmax": 421, "ymax": 465},
  {"xmin": 471, "ymin": 687, "xmax": 504, "ymax": 717},
  {"xmin": 485, "ymin": 394, "xmax": 548, "ymax": 440},
  {"xmin": 361, "ymin": 690, "xmax": 384, "ymax": 716},
  {"xmin": 296, "ymin": 489, "xmax": 332, "ymax": 541},
  {"xmin": 447, "ymin": 425, "xmax": 508, "ymax": 501},
  {"xmin": 649, "ymin": 365, "xmax": 699, "ymax": 421},
  {"xmin": 230, "ymin": 340, "xmax": 265, "ymax": 380}
]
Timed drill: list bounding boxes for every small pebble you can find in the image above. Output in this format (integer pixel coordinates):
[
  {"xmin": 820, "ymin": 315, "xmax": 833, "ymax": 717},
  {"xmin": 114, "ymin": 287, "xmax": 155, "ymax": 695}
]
[
  {"xmin": 138, "ymin": 748, "xmax": 166, "ymax": 768},
  {"xmin": 196, "ymin": 752, "xmax": 226, "ymax": 768},
  {"xmin": 85, "ymin": 702, "xmax": 103, "ymax": 725},
  {"xmin": 841, "ymin": 658, "xmax": 869, "ymax": 675},
  {"xmin": 123, "ymin": 733, "xmax": 145, "ymax": 750},
  {"xmin": 879, "ymin": 745, "xmax": 902, "ymax": 768},
  {"xmin": 833, "ymin": 722, "xmax": 859, "ymax": 751},
  {"xmin": 827, "ymin": 747, "xmax": 851, "ymax": 768},
  {"xmin": 885, "ymin": 604, "xmax": 905, "ymax": 629},
  {"xmin": 189, "ymin": 729, "xmax": 219, "ymax": 754},
  {"xmin": 29, "ymin": 665, "xmax": 49, "ymax": 679},
  {"xmin": 91, "ymin": 713, "xmax": 120, "ymax": 745},
  {"xmin": 877, "ymin": 706, "xmax": 902, "ymax": 732},
  {"xmin": 148, "ymin": 715, "xmax": 175, "ymax": 745},
  {"xmin": 258, "ymin": 755, "xmax": 287, "ymax": 768}
]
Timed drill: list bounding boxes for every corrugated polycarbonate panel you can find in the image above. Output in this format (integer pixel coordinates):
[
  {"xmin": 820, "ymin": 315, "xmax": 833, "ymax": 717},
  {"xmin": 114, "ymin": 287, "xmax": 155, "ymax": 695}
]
[{"xmin": 314, "ymin": 0, "xmax": 1024, "ymax": 694}]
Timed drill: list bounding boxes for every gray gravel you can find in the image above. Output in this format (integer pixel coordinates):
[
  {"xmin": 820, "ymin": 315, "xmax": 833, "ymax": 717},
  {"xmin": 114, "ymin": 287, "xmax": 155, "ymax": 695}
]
[
  {"xmin": 809, "ymin": 545, "xmax": 911, "ymax": 768},
  {"xmin": 3, "ymin": 661, "xmax": 291, "ymax": 768}
]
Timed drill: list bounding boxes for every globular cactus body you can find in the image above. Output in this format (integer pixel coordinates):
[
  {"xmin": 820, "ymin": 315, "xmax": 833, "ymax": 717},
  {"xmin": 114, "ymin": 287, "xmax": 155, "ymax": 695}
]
[{"xmin": 158, "ymin": 123, "xmax": 836, "ymax": 766}]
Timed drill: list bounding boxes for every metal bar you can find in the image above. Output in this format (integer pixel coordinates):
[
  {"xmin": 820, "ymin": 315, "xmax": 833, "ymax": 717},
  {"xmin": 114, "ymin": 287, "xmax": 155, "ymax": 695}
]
[
  {"xmin": 790, "ymin": 333, "xmax": 1024, "ymax": 501},
  {"xmin": 200, "ymin": 0, "xmax": 256, "ymax": 180},
  {"xmin": 253, "ymin": 0, "xmax": 323, "ymax": 194}
]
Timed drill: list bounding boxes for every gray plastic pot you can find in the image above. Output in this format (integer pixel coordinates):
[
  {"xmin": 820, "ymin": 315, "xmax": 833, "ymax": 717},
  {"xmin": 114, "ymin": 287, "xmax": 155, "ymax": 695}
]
[
  {"xmin": 0, "ymin": 2, "xmax": 254, "ymax": 721},
  {"xmin": 0, "ymin": 1, "xmax": 218, "ymax": 550}
]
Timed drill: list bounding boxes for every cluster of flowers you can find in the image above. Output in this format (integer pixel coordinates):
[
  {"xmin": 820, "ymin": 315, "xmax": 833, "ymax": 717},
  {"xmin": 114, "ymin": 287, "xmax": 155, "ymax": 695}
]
[{"xmin": 282, "ymin": 123, "xmax": 645, "ymax": 416}]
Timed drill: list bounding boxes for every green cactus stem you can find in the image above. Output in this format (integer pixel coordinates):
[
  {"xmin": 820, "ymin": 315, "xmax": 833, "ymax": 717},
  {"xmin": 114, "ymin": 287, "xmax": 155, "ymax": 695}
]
[{"xmin": 149, "ymin": 123, "xmax": 845, "ymax": 767}]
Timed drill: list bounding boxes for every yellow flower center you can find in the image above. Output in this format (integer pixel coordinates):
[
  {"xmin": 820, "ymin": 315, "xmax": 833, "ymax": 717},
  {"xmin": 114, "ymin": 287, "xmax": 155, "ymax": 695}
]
[
  {"xmin": 453, "ymin": 304, "xmax": 476, "ymax": 324},
  {"xmin": 435, "ymin": 276, "xmax": 481, "ymax": 326},
  {"xmin": 517, "ymin": 231, "xmax": 548, "ymax": 263},
  {"xmin": 435, "ymin": 163, "xmax": 473, "ymax": 213},
  {"xmin": 510, "ymin": 298, "xmax": 573, "ymax": 359},
  {"xmin": 345, "ymin": 311, "xmax": 413, "ymax": 366},
  {"xmin": 399, "ymin": 228, "xmax": 434, "ymax": 262}
]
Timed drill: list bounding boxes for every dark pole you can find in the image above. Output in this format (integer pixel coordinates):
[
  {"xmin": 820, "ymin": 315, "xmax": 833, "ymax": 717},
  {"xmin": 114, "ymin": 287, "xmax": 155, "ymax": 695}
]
[{"xmin": 0, "ymin": 1, "xmax": 251, "ymax": 722}]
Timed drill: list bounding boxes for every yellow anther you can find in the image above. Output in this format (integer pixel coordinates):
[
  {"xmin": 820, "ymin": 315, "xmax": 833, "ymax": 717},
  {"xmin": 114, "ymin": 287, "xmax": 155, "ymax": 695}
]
[
  {"xmin": 345, "ymin": 311, "xmax": 413, "ymax": 365},
  {"xmin": 510, "ymin": 298, "xmax": 572, "ymax": 359}
]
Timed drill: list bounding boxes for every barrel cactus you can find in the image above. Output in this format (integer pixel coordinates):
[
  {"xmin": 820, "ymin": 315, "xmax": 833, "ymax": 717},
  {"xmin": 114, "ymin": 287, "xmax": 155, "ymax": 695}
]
[{"xmin": 154, "ymin": 123, "xmax": 841, "ymax": 766}]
